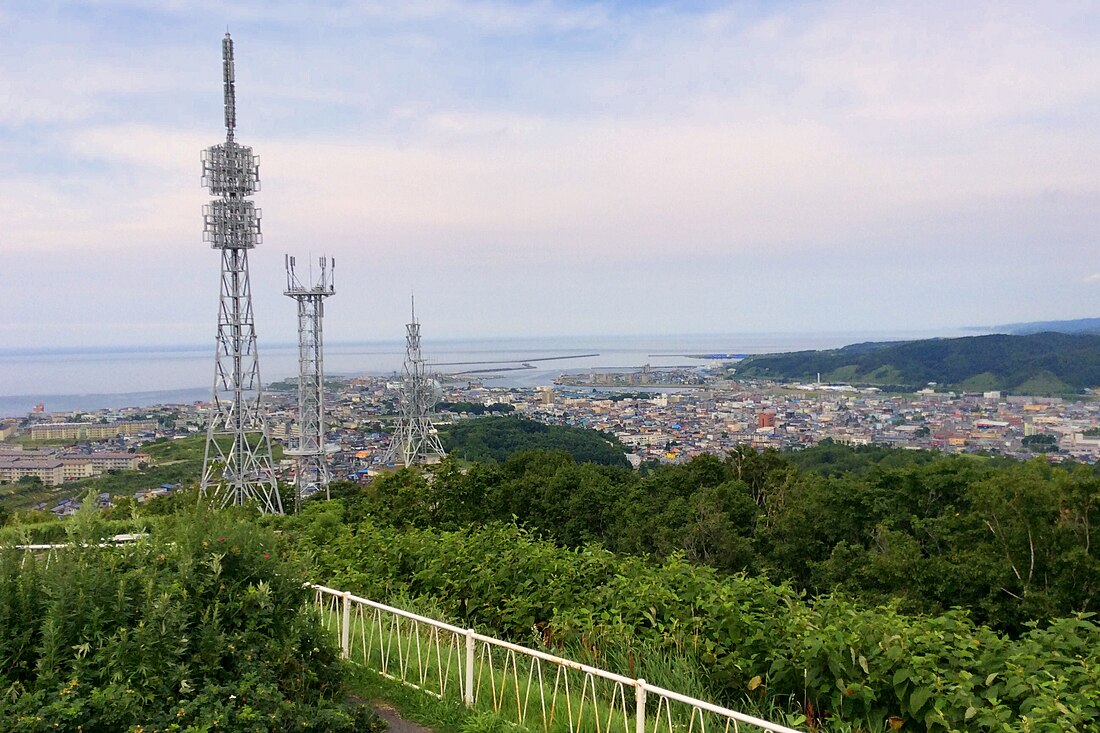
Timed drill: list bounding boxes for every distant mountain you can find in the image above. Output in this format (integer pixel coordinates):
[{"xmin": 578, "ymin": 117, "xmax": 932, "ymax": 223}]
[
  {"xmin": 735, "ymin": 332, "xmax": 1100, "ymax": 394},
  {"xmin": 974, "ymin": 317, "xmax": 1100, "ymax": 336}
]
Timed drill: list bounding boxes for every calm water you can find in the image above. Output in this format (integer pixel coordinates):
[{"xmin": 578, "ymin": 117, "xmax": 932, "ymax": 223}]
[{"xmin": 0, "ymin": 330, "xmax": 969, "ymax": 416}]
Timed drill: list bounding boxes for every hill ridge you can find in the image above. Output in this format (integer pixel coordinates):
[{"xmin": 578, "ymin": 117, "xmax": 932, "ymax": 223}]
[{"xmin": 735, "ymin": 332, "xmax": 1100, "ymax": 394}]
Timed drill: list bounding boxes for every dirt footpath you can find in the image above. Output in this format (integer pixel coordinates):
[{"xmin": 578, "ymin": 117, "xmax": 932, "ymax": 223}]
[{"xmin": 373, "ymin": 703, "xmax": 434, "ymax": 733}]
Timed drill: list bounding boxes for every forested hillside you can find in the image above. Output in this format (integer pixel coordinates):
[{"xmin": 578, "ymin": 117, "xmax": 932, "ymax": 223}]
[
  {"xmin": 438, "ymin": 415, "xmax": 630, "ymax": 467},
  {"xmin": 993, "ymin": 316, "xmax": 1100, "ymax": 335},
  {"xmin": 333, "ymin": 443, "xmax": 1099, "ymax": 634},
  {"xmin": 735, "ymin": 332, "xmax": 1100, "ymax": 393}
]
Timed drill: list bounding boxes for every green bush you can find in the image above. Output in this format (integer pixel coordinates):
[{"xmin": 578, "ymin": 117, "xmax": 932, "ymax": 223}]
[
  {"xmin": 0, "ymin": 506, "xmax": 376, "ymax": 732},
  {"xmin": 331, "ymin": 446, "xmax": 1100, "ymax": 635},
  {"xmin": 296, "ymin": 513, "xmax": 1099, "ymax": 732}
]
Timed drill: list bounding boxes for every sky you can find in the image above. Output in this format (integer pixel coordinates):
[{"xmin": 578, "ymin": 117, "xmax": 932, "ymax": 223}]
[{"xmin": 1, "ymin": 0, "xmax": 1099, "ymax": 349}]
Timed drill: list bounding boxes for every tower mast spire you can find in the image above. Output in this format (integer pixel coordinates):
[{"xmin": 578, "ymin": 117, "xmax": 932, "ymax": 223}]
[{"xmin": 222, "ymin": 33, "xmax": 236, "ymax": 142}]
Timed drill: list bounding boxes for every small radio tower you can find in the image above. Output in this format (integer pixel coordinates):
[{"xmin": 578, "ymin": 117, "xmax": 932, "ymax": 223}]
[
  {"xmin": 284, "ymin": 255, "xmax": 335, "ymax": 511},
  {"xmin": 199, "ymin": 33, "xmax": 282, "ymax": 514},
  {"xmin": 387, "ymin": 297, "xmax": 446, "ymax": 467}
]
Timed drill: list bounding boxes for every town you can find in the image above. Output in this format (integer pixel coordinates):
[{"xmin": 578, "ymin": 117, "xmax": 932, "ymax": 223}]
[{"xmin": 3, "ymin": 363, "xmax": 1100, "ymax": 518}]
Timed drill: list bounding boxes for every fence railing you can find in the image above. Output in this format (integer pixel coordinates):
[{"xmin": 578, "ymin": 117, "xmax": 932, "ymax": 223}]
[{"xmin": 310, "ymin": 584, "xmax": 803, "ymax": 733}]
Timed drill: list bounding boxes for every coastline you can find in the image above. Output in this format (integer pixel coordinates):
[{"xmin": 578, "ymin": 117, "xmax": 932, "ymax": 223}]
[{"xmin": 0, "ymin": 330, "xmax": 971, "ymax": 417}]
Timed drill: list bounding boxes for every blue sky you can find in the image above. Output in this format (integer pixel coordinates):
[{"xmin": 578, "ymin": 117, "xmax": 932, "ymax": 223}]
[{"xmin": 2, "ymin": 0, "xmax": 1099, "ymax": 348}]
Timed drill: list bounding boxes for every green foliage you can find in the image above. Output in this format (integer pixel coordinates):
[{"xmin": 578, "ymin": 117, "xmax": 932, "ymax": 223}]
[
  {"xmin": 784, "ymin": 440, "xmax": 942, "ymax": 477},
  {"xmin": 736, "ymin": 332, "xmax": 1100, "ymax": 394},
  {"xmin": 438, "ymin": 415, "xmax": 629, "ymax": 468},
  {"xmin": 0, "ymin": 507, "xmax": 375, "ymax": 731},
  {"xmin": 144, "ymin": 432, "xmax": 283, "ymax": 465},
  {"xmin": 143, "ymin": 433, "xmax": 208, "ymax": 463},
  {"xmin": 77, "ymin": 461, "xmax": 198, "ymax": 496},
  {"xmin": 335, "ymin": 443, "xmax": 1100, "ymax": 634},
  {"xmin": 293, "ymin": 512, "xmax": 1100, "ymax": 733},
  {"xmin": 268, "ymin": 377, "xmax": 346, "ymax": 393},
  {"xmin": 0, "ymin": 515, "xmax": 153, "ymax": 547},
  {"xmin": 3, "ymin": 434, "xmax": 284, "ymax": 516},
  {"xmin": 140, "ymin": 485, "xmax": 204, "ymax": 517},
  {"xmin": 346, "ymin": 665, "xmax": 479, "ymax": 733},
  {"xmin": 460, "ymin": 711, "xmax": 516, "ymax": 733},
  {"xmin": 1022, "ymin": 433, "xmax": 1058, "ymax": 453}
]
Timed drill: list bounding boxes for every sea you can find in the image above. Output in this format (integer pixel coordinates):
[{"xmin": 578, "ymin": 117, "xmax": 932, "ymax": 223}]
[{"xmin": 0, "ymin": 330, "xmax": 972, "ymax": 417}]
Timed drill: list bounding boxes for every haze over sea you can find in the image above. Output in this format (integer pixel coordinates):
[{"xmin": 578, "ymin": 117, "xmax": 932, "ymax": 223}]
[{"xmin": 0, "ymin": 330, "xmax": 974, "ymax": 417}]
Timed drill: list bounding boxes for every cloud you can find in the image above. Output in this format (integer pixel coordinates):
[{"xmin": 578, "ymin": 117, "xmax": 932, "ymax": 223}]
[{"xmin": 3, "ymin": 0, "xmax": 1100, "ymax": 345}]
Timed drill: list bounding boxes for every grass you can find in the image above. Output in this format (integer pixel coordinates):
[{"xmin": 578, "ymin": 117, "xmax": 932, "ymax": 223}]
[
  {"xmin": 347, "ymin": 665, "xmax": 479, "ymax": 733},
  {"xmin": 315, "ymin": 594, "xmax": 826, "ymax": 733},
  {"xmin": 0, "ymin": 481, "xmax": 66, "ymax": 513},
  {"xmin": 318, "ymin": 597, "xmax": 638, "ymax": 733}
]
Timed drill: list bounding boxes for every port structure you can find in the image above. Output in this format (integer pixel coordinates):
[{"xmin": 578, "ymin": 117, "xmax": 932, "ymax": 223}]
[
  {"xmin": 387, "ymin": 298, "xmax": 447, "ymax": 467},
  {"xmin": 199, "ymin": 34, "xmax": 282, "ymax": 514},
  {"xmin": 283, "ymin": 255, "xmax": 335, "ymax": 511}
]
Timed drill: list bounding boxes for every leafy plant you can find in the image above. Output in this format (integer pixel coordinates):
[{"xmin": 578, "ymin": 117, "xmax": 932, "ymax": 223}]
[
  {"xmin": 290, "ymin": 508, "xmax": 1100, "ymax": 732},
  {"xmin": 0, "ymin": 506, "xmax": 376, "ymax": 731}
]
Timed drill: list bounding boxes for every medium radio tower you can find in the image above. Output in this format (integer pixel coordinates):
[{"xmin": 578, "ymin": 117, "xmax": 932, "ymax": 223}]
[
  {"xmin": 388, "ymin": 298, "xmax": 446, "ymax": 467},
  {"xmin": 284, "ymin": 255, "xmax": 335, "ymax": 511},
  {"xmin": 199, "ymin": 33, "xmax": 282, "ymax": 514}
]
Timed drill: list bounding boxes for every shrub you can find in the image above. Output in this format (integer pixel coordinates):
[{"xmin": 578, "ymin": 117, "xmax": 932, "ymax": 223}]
[
  {"xmin": 0, "ymin": 506, "xmax": 375, "ymax": 732},
  {"xmin": 299, "ymin": 515, "xmax": 1100, "ymax": 732}
]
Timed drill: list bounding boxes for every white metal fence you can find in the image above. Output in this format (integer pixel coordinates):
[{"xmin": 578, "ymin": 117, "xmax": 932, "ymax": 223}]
[{"xmin": 310, "ymin": 584, "xmax": 803, "ymax": 733}]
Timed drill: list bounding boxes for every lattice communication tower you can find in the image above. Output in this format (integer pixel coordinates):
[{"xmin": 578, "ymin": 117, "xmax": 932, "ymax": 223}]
[
  {"xmin": 387, "ymin": 298, "xmax": 447, "ymax": 466},
  {"xmin": 199, "ymin": 33, "xmax": 282, "ymax": 514},
  {"xmin": 284, "ymin": 255, "xmax": 335, "ymax": 511}
]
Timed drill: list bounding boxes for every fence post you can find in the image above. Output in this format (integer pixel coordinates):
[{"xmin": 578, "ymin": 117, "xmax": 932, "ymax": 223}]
[
  {"xmin": 341, "ymin": 591, "xmax": 351, "ymax": 659},
  {"xmin": 464, "ymin": 629, "xmax": 476, "ymax": 707},
  {"xmin": 635, "ymin": 679, "xmax": 647, "ymax": 733}
]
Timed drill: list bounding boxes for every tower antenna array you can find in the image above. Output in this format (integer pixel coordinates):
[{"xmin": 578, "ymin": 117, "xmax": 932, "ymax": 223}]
[
  {"xmin": 199, "ymin": 33, "xmax": 282, "ymax": 514},
  {"xmin": 387, "ymin": 297, "xmax": 447, "ymax": 466},
  {"xmin": 284, "ymin": 255, "xmax": 335, "ymax": 511}
]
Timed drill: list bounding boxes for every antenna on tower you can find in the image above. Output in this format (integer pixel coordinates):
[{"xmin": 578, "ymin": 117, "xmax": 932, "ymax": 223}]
[{"xmin": 222, "ymin": 33, "xmax": 236, "ymax": 140}]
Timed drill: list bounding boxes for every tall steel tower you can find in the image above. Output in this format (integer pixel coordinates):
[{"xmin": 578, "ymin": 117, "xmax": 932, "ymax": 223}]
[
  {"xmin": 284, "ymin": 255, "xmax": 335, "ymax": 511},
  {"xmin": 199, "ymin": 33, "xmax": 282, "ymax": 514},
  {"xmin": 387, "ymin": 298, "xmax": 447, "ymax": 466}
]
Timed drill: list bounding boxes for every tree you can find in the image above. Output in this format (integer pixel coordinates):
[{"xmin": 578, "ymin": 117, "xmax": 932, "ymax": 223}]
[
  {"xmin": 969, "ymin": 462, "xmax": 1078, "ymax": 626},
  {"xmin": 680, "ymin": 480, "xmax": 758, "ymax": 572},
  {"xmin": 1022, "ymin": 433, "xmax": 1059, "ymax": 453},
  {"xmin": 439, "ymin": 416, "xmax": 629, "ymax": 467}
]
